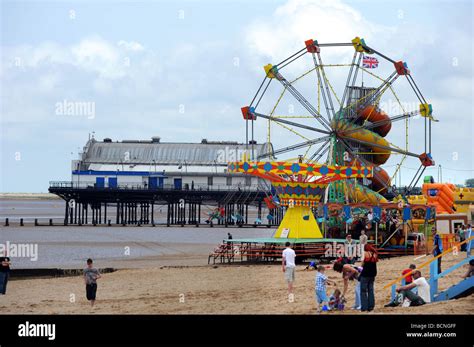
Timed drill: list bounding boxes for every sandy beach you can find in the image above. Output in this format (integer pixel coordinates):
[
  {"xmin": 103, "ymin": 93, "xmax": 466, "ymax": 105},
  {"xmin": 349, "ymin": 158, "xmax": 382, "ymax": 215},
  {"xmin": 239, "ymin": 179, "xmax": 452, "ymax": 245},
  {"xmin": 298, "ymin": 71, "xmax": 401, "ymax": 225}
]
[
  {"xmin": 2, "ymin": 252, "xmax": 472, "ymax": 314},
  {"xmin": 1, "ymin": 200, "xmax": 472, "ymax": 314}
]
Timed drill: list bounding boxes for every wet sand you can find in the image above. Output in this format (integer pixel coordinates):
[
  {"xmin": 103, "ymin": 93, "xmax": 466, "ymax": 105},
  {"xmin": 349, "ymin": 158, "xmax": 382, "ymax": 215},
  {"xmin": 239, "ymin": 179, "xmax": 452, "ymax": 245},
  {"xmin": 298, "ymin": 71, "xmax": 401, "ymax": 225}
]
[
  {"xmin": 0, "ymin": 225, "xmax": 274, "ymax": 268},
  {"xmin": 2, "ymin": 253, "xmax": 472, "ymax": 314},
  {"xmin": 0, "ymin": 194, "xmax": 60, "ymax": 200}
]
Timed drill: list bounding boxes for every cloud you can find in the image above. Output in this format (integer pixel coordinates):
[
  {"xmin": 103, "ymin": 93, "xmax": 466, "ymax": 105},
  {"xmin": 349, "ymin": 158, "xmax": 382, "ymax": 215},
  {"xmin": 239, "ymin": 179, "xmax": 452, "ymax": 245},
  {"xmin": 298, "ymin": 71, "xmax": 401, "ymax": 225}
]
[
  {"xmin": 117, "ymin": 40, "xmax": 144, "ymax": 51},
  {"xmin": 2, "ymin": 37, "xmax": 147, "ymax": 81},
  {"xmin": 1, "ymin": 0, "xmax": 472, "ymax": 192},
  {"xmin": 0, "ymin": 35, "xmax": 243, "ymax": 142},
  {"xmin": 244, "ymin": 0, "xmax": 394, "ymax": 67},
  {"xmin": 70, "ymin": 37, "xmax": 123, "ymax": 78}
]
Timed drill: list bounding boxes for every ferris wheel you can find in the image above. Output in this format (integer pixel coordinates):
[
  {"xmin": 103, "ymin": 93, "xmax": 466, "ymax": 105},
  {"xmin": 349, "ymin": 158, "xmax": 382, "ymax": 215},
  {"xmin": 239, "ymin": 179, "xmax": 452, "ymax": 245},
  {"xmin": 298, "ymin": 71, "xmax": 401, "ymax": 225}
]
[{"xmin": 241, "ymin": 37, "xmax": 436, "ymax": 204}]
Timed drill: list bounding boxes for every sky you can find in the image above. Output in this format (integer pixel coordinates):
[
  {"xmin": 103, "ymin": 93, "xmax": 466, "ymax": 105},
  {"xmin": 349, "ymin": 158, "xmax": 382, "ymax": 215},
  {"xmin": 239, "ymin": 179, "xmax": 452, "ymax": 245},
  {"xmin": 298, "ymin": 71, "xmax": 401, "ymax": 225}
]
[{"xmin": 1, "ymin": 0, "xmax": 473, "ymax": 192}]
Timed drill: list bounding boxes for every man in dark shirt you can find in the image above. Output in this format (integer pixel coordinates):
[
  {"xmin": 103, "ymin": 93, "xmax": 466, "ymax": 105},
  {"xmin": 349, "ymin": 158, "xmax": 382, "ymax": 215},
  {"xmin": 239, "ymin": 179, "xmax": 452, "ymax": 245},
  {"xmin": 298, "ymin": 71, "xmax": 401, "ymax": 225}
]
[
  {"xmin": 0, "ymin": 256, "xmax": 11, "ymax": 295},
  {"xmin": 432, "ymin": 228, "xmax": 443, "ymax": 274}
]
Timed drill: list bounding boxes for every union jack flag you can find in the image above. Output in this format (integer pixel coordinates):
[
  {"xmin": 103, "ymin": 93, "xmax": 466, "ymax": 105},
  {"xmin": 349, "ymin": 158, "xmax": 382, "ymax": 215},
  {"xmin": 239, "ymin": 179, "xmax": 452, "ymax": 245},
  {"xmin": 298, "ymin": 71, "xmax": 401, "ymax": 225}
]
[{"xmin": 363, "ymin": 55, "xmax": 379, "ymax": 68}]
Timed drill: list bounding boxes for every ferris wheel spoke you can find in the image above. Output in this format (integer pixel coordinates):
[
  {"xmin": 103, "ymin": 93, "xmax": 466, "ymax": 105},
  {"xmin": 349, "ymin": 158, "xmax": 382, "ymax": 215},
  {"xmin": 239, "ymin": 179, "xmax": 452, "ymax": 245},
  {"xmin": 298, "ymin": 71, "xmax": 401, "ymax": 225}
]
[
  {"xmin": 338, "ymin": 138, "xmax": 364, "ymax": 165},
  {"xmin": 281, "ymin": 76, "xmax": 332, "ymax": 130},
  {"xmin": 340, "ymin": 52, "xmax": 362, "ymax": 110},
  {"xmin": 355, "ymin": 72, "xmax": 398, "ymax": 111},
  {"xmin": 341, "ymin": 136, "xmax": 419, "ymax": 158},
  {"xmin": 257, "ymin": 135, "xmax": 332, "ymax": 159},
  {"xmin": 306, "ymin": 139, "xmax": 331, "ymax": 163},
  {"xmin": 252, "ymin": 112, "xmax": 331, "ymax": 135},
  {"xmin": 341, "ymin": 109, "xmax": 421, "ymax": 136},
  {"xmin": 405, "ymin": 164, "xmax": 427, "ymax": 195},
  {"xmin": 361, "ymin": 72, "xmax": 398, "ymax": 109},
  {"xmin": 343, "ymin": 54, "xmax": 363, "ymax": 117},
  {"xmin": 271, "ymin": 70, "xmax": 332, "ymax": 131},
  {"xmin": 341, "ymin": 71, "xmax": 398, "ymax": 120},
  {"xmin": 313, "ymin": 51, "xmax": 339, "ymax": 121},
  {"xmin": 314, "ymin": 145, "xmax": 330, "ymax": 164},
  {"xmin": 311, "ymin": 53, "xmax": 334, "ymax": 122}
]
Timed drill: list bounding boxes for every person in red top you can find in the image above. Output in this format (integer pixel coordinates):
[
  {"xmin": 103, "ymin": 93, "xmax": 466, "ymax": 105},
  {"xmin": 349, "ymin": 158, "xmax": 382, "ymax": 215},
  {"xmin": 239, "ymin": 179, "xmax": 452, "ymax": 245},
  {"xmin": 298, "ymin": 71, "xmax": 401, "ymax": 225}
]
[{"xmin": 401, "ymin": 264, "xmax": 416, "ymax": 284}]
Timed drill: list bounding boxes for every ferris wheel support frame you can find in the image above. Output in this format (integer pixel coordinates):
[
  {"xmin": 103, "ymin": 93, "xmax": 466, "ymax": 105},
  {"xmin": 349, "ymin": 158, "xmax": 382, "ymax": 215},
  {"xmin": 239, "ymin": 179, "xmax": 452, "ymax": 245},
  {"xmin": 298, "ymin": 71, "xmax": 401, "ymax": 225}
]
[{"xmin": 241, "ymin": 36, "xmax": 436, "ymax": 198}]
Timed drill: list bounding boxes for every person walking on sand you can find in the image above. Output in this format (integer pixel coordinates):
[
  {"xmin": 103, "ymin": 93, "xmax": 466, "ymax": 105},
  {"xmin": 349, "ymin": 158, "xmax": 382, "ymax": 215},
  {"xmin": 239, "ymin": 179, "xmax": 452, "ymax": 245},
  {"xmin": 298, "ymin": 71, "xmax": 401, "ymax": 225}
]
[
  {"xmin": 0, "ymin": 253, "xmax": 11, "ymax": 295},
  {"xmin": 432, "ymin": 228, "xmax": 443, "ymax": 274},
  {"xmin": 359, "ymin": 244, "xmax": 378, "ymax": 312},
  {"xmin": 282, "ymin": 242, "xmax": 296, "ymax": 298},
  {"xmin": 84, "ymin": 258, "xmax": 101, "ymax": 307}
]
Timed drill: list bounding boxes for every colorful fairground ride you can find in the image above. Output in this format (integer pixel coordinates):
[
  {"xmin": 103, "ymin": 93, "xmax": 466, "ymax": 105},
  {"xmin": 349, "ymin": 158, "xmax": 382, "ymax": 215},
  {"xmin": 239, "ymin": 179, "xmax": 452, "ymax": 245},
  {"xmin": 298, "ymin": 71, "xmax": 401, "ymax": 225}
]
[{"xmin": 212, "ymin": 37, "xmax": 439, "ymax": 263}]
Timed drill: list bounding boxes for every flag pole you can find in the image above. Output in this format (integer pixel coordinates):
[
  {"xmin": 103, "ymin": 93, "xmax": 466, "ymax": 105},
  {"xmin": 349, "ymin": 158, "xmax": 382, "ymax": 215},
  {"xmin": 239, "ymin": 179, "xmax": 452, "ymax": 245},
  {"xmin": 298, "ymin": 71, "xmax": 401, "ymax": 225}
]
[{"xmin": 361, "ymin": 61, "xmax": 364, "ymax": 86}]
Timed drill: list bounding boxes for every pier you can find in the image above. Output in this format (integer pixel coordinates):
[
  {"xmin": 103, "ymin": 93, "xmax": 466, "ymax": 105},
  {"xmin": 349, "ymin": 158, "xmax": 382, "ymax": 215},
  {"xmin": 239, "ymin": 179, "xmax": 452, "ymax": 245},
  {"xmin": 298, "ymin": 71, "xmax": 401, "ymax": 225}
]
[{"xmin": 47, "ymin": 181, "xmax": 285, "ymax": 227}]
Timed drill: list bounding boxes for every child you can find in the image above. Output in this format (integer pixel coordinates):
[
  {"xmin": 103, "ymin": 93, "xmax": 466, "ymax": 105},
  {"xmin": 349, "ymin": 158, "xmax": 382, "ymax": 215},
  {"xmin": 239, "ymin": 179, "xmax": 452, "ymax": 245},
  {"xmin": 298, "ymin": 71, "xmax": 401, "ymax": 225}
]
[
  {"xmin": 83, "ymin": 258, "xmax": 101, "ymax": 307},
  {"xmin": 305, "ymin": 260, "xmax": 317, "ymax": 271},
  {"xmin": 315, "ymin": 265, "xmax": 334, "ymax": 312},
  {"xmin": 401, "ymin": 264, "xmax": 416, "ymax": 284},
  {"xmin": 328, "ymin": 289, "xmax": 345, "ymax": 310}
]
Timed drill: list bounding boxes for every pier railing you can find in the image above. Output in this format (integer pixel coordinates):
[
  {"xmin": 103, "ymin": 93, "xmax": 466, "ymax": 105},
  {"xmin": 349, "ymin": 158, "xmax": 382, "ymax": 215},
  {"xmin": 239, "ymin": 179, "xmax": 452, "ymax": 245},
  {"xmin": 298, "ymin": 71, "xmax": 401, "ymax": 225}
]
[
  {"xmin": 384, "ymin": 236, "xmax": 473, "ymax": 302},
  {"xmin": 49, "ymin": 181, "xmax": 263, "ymax": 192}
]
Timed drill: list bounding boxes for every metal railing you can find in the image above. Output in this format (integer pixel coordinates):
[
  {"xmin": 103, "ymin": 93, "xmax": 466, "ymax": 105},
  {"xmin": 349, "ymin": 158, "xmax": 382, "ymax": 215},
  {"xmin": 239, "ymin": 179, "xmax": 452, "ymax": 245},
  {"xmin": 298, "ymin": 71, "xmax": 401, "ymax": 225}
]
[
  {"xmin": 384, "ymin": 236, "xmax": 473, "ymax": 302},
  {"xmin": 49, "ymin": 181, "xmax": 264, "ymax": 192}
]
